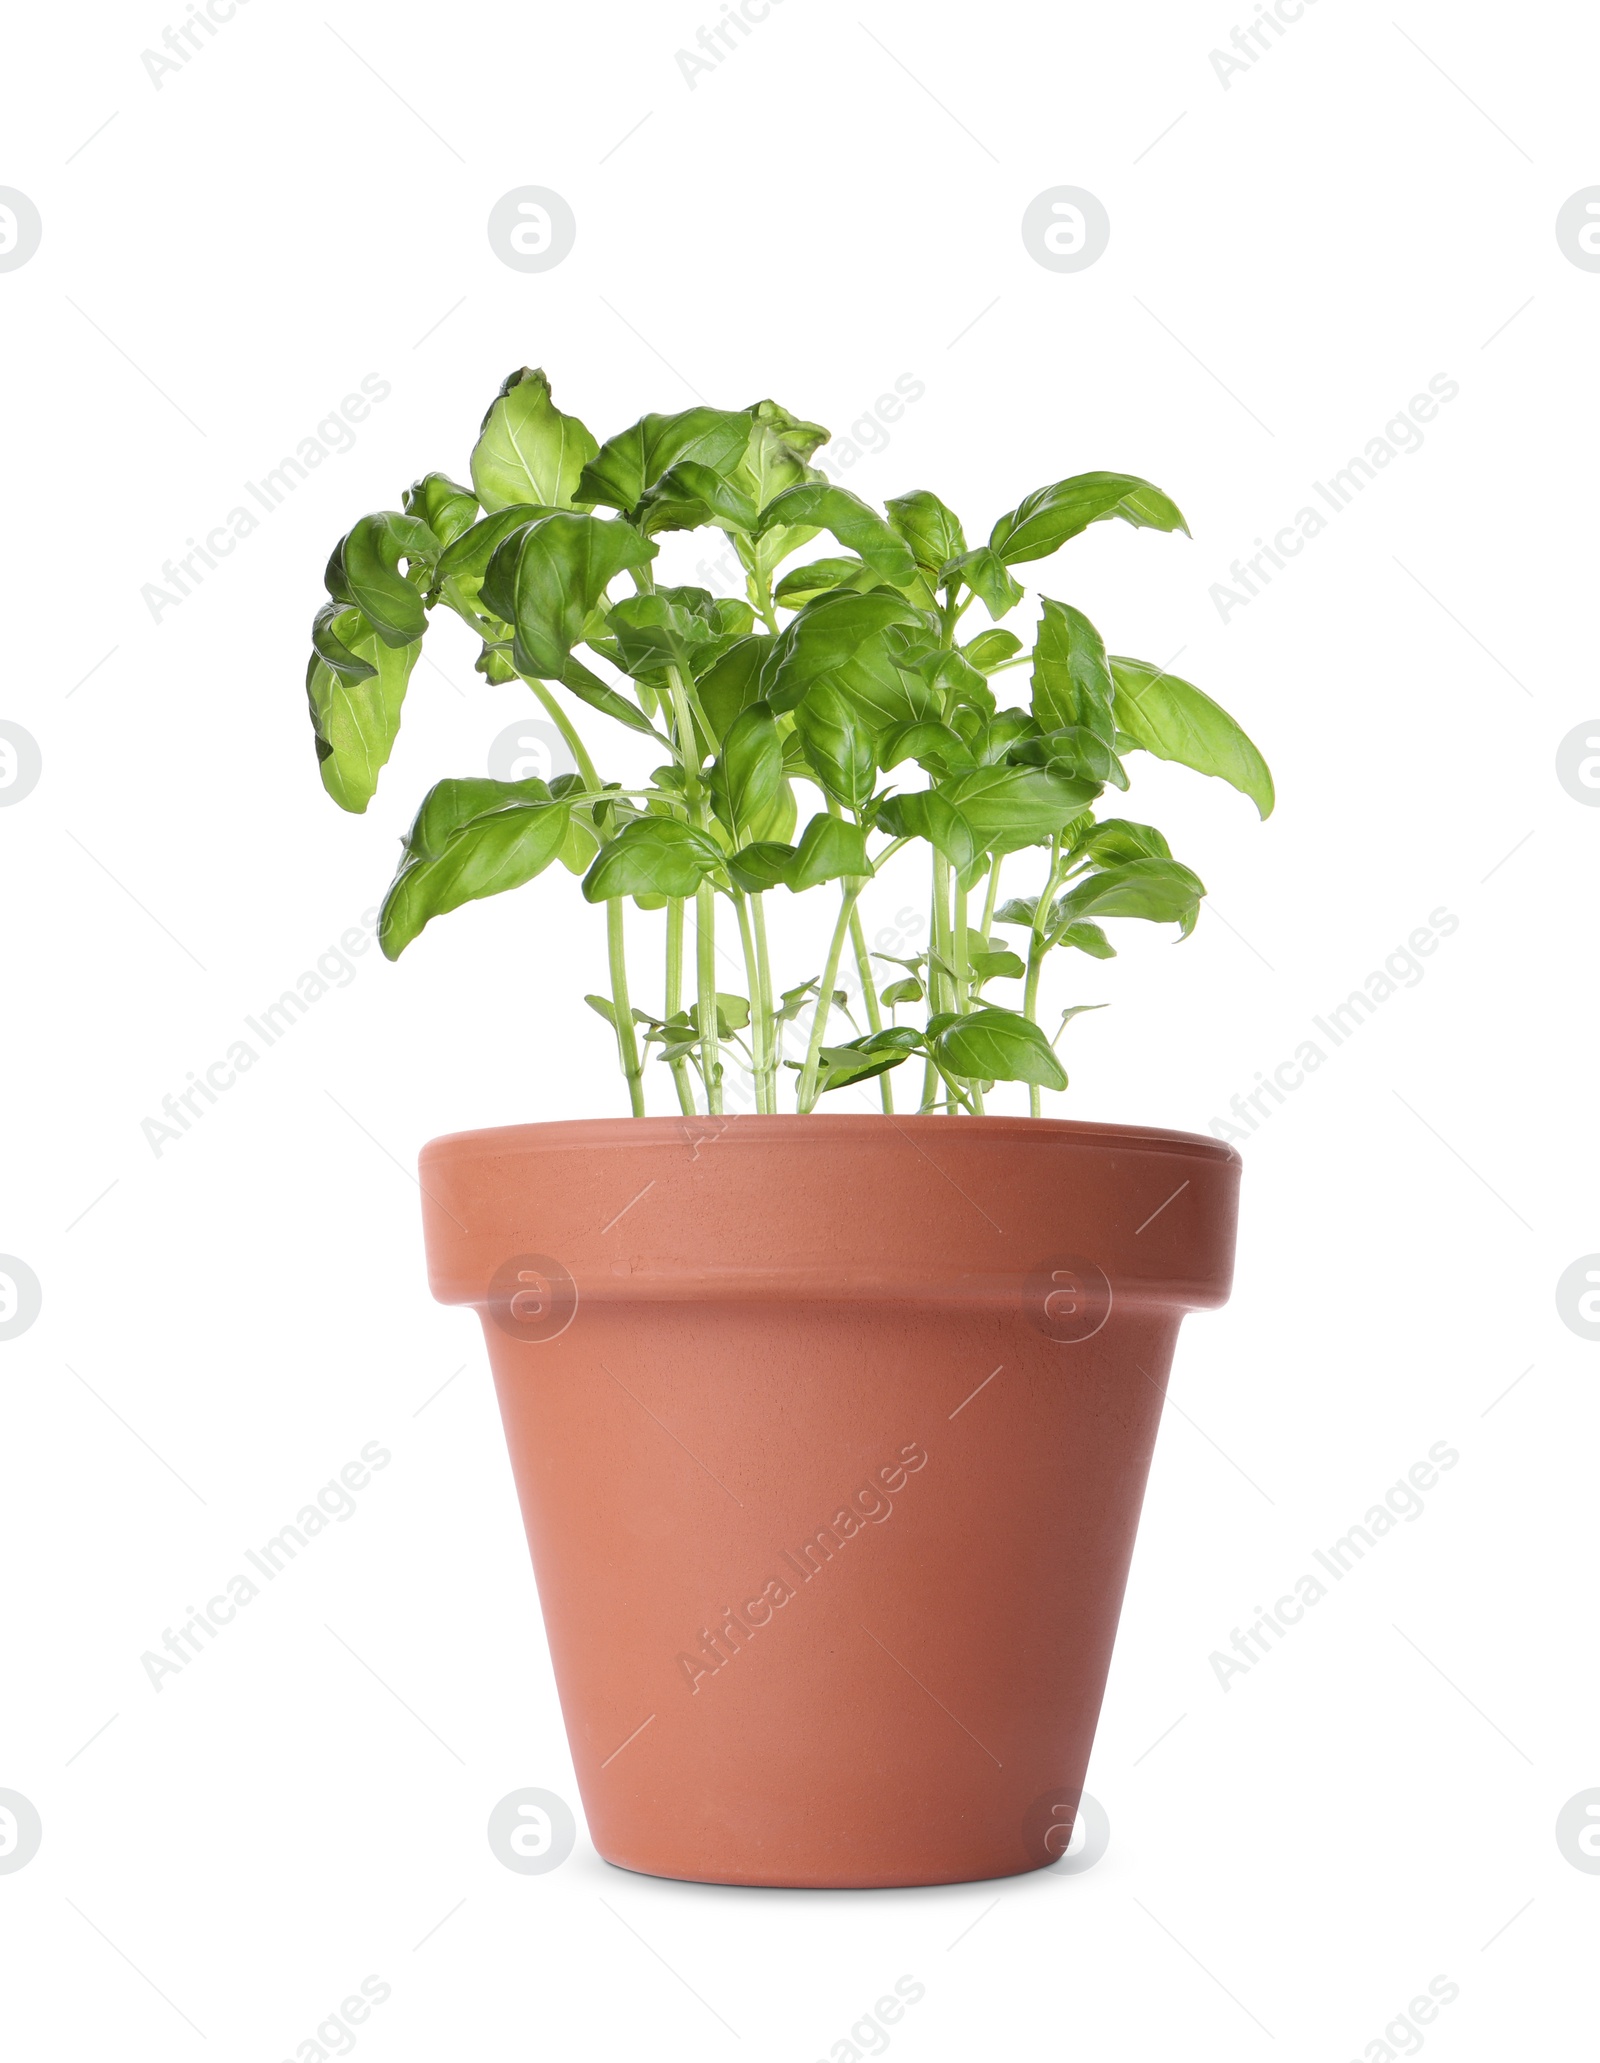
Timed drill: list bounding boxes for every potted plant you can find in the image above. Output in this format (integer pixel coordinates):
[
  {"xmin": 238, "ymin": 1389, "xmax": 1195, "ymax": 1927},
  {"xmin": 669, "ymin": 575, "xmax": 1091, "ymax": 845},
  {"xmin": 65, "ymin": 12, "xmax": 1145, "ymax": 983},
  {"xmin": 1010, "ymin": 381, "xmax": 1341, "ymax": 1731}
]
[{"xmin": 304, "ymin": 369, "xmax": 1273, "ymax": 1888}]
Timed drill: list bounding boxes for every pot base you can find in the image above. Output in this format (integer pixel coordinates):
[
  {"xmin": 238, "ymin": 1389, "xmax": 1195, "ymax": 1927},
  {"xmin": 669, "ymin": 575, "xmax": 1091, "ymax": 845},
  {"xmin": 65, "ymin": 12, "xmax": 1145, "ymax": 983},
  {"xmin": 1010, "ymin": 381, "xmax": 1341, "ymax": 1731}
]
[{"xmin": 594, "ymin": 1849, "xmax": 1058, "ymax": 1892}]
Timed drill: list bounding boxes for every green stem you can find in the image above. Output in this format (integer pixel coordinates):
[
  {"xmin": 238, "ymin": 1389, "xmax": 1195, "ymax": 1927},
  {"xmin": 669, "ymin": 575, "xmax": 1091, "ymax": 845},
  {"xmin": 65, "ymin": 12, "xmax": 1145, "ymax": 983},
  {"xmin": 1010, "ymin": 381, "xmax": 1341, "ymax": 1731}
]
[
  {"xmin": 662, "ymin": 670, "xmax": 706, "ymax": 812},
  {"xmin": 953, "ymin": 873, "xmax": 971, "ymax": 1012},
  {"xmin": 732, "ymin": 889, "xmax": 769, "ymax": 1113},
  {"xmin": 738, "ymin": 534, "xmax": 782, "ymax": 633},
  {"xmin": 665, "ymin": 898, "xmax": 696, "ymax": 1115},
  {"xmin": 824, "ymin": 798, "xmax": 894, "ymax": 1115},
  {"xmin": 919, "ymin": 852, "xmax": 941, "ymax": 1115},
  {"xmin": 678, "ymin": 673, "xmax": 718, "ymax": 764},
  {"xmin": 929, "ymin": 1055, "xmax": 978, "ymax": 1115},
  {"xmin": 920, "ymin": 846, "xmax": 954, "ymax": 1112},
  {"xmin": 751, "ymin": 568, "xmax": 780, "ymax": 635},
  {"xmin": 797, "ymin": 876, "xmax": 867, "ymax": 1113},
  {"xmin": 752, "ymin": 893, "xmax": 777, "ymax": 1112},
  {"xmin": 606, "ymin": 899, "xmax": 646, "ymax": 1116},
  {"xmin": 526, "ymin": 677, "xmax": 600, "ymax": 790},
  {"xmin": 696, "ymin": 880, "xmax": 722, "ymax": 1114},
  {"xmin": 933, "ymin": 851, "xmax": 955, "ymax": 1013},
  {"xmin": 1023, "ymin": 835, "xmax": 1066, "ymax": 1120},
  {"xmin": 952, "ymin": 868, "xmax": 983, "ymax": 1115},
  {"xmin": 980, "ymin": 852, "xmax": 1003, "ymax": 941},
  {"xmin": 1022, "ymin": 934, "xmax": 1046, "ymax": 1028},
  {"xmin": 848, "ymin": 905, "xmax": 893, "ymax": 1113},
  {"xmin": 650, "ymin": 652, "xmax": 722, "ymax": 1112},
  {"xmin": 925, "ymin": 596, "xmax": 962, "ymax": 1113},
  {"xmin": 523, "ymin": 681, "xmax": 643, "ymax": 1108}
]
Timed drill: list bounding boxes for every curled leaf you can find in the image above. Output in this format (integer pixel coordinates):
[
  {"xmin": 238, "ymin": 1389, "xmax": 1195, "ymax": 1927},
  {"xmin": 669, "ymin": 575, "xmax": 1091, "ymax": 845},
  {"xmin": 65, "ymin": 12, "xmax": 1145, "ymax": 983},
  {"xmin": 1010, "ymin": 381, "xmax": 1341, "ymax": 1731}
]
[
  {"xmin": 757, "ymin": 483, "xmax": 917, "ymax": 587},
  {"xmin": 325, "ymin": 512, "xmax": 438, "ymax": 646},
  {"xmin": 989, "ymin": 472, "xmax": 1188, "ymax": 566},
  {"xmin": 380, "ymin": 781, "xmax": 572, "ymax": 956}
]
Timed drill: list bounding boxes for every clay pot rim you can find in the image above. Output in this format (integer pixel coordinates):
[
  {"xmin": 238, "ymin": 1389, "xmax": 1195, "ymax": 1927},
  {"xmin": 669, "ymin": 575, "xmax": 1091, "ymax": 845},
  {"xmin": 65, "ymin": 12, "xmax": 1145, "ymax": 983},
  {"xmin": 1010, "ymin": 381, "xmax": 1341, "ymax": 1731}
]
[
  {"xmin": 419, "ymin": 1112, "xmax": 1240, "ymax": 1312},
  {"xmin": 421, "ymin": 1111, "xmax": 1239, "ymax": 1167}
]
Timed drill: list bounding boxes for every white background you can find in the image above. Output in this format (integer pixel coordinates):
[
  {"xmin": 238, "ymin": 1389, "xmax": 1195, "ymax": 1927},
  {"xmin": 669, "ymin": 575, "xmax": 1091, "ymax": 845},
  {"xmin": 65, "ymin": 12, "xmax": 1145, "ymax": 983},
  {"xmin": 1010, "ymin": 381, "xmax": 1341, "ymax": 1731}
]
[{"xmin": 3, "ymin": 0, "xmax": 1597, "ymax": 2056}]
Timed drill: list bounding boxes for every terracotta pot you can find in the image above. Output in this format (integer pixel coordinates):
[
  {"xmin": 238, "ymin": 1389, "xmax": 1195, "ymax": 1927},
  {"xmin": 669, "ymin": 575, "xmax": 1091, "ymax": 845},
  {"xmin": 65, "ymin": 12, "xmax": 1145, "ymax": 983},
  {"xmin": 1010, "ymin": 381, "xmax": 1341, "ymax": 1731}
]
[{"xmin": 419, "ymin": 1113, "xmax": 1239, "ymax": 1889}]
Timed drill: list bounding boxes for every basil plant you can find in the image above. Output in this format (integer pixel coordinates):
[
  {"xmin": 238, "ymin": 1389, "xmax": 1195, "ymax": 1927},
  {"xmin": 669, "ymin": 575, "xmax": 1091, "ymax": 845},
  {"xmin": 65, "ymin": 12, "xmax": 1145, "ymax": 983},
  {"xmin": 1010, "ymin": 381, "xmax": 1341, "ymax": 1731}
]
[{"xmin": 305, "ymin": 368, "xmax": 1272, "ymax": 1118}]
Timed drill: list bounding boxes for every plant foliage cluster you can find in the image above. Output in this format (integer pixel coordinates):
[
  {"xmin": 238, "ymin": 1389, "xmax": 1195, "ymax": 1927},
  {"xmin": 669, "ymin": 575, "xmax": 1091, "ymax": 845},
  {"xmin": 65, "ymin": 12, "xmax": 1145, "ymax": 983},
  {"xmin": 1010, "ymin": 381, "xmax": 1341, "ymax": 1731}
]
[{"xmin": 305, "ymin": 369, "xmax": 1273, "ymax": 1115}]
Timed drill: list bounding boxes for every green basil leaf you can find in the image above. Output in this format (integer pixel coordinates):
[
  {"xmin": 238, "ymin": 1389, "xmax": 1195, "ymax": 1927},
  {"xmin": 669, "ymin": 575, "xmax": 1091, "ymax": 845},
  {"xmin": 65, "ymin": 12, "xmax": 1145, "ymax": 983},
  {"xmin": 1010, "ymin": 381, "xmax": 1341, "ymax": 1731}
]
[
  {"xmin": 945, "ymin": 546, "xmax": 1024, "ymax": 620},
  {"xmin": 402, "ymin": 774, "xmax": 554, "ymax": 861},
  {"xmin": 558, "ymin": 812, "xmax": 601, "ymax": 875},
  {"xmin": 475, "ymin": 642, "xmax": 518, "ymax": 684},
  {"xmin": 1070, "ymin": 816, "xmax": 1173, "ymax": 866},
  {"xmin": 773, "ymin": 556, "xmax": 880, "ymax": 608},
  {"xmin": 1059, "ymin": 920, "xmax": 1117, "ymax": 958},
  {"xmin": 875, "ymin": 788, "xmax": 976, "ymax": 873},
  {"xmin": 971, "ymin": 711, "xmax": 1039, "ymax": 765},
  {"xmin": 647, "ymin": 1009, "xmax": 701, "ymax": 1062},
  {"xmin": 581, "ymin": 816, "xmax": 722, "ymax": 902},
  {"xmin": 709, "ymin": 993, "xmax": 751, "ymax": 1034},
  {"xmin": 1013, "ymin": 727, "xmax": 1128, "ymax": 788},
  {"xmin": 726, "ymin": 840, "xmax": 798, "ymax": 892},
  {"xmin": 1050, "ymin": 857, "xmax": 1206, "ymax": 934},
  {"xmin": 929, "ymin": 1007, "xmax": 1068, "ymax": 1090},
  {"xmin": 659, "ymin": 584, "xmax": 721, "ymax": 622},
  {"xmin": 775, "ymin": 977, "xmax": 823, "ymax": 1026},
  {"xmin": 709, "ymin": 401, "xmax": 828, "ymax": 556},
  {"xmin": 709, "ymin": 596, "xmax": 756, "ymax": 637},
  {"xmin": 878, "ymin": 720, "xmax": 975, "ymax": 776},
  {"xmin": 831, "ymin": 634, "xmax": 938, "ymax": 732},
  {"xmin": 942, "ymin": 764, "xmax": 1102, "ymax": 851},
  {"xmin": 403, "ymin": 473, "xmax": 479, "ymax": 548},
  {"xmin": 811, "ymin": 1026, "xmax": 924, "ymax": 1094},
  {"xmin": 605, "ymin": 590, "xmax": 717, "ymax": 682},
  {"xmin": 436, "ymin": 504, "xmax": 556, "ymax": 600},
  {"xmin": 325, "ymin": 513, "xmax": 437, "ymax": 646},
  {"xmin": 1109, "ymin": 655, "xmax": 1275, "ymax": 818},
  {"xmin": 655, "ymin": 994, "xmax": 751, "ymax": 1041},
  {"xmin": 634, "ymin": 460, "xmax": 759, "ymax": 538},
  {"xmin": 470, "ymin": 367, "xmax": 599, "ymax": 514},
  {"xmin": 989, "ymin": 472, "xmax": 1189, "ymax": 566},
  {"xmin": 793, "ymin": 682, "xmax": 877, "ymax": 811},
  {"xmin": 306, "ymin": 614, "xmax": 419, "ymax": 813},
  {"xmin": 380, "ymin": 787, "xmax": 571, "ymax": 957},
  {"xmin": 884, "ymin": 489, "xmax": 966, "ymax": 572},
  {"xmin": 788, "ymin": 811, "xmax": 872, "ymax": 890},
  {"xmin": 710, "ymin": 701, "xmax": 784, "ymax": 837},
  {"xmin": 756, "ymin": 591, "xmax": 922, "ymax": 713},
  {"xmin": 742, "ymin": 394, "xmax": 832, "ymax": 468},
  {"xmin": 962, "ymin": 628, "xmax": 1024, "ymax": 673},
  {"xmin": 580, "ymin": 789, "xmax": 643, "ymax": 841},
  {"xmin": 746, "ymin": 772, "xmax": 797, "ymax": 846},
  {"xmin": 880, "ymin": 976, "xmax": 924, "ymax": 1006},
  {"xmin": 1030, "ymin": 597, "xmax": 1116, "ymax": 744},
  {"xmin": 310, "ymin": 602, "xmax": 376, "ymax": 685},
  {"xmin": 481, "ymin": 511, "xmax": 657, "ymax": 678},
  {"xmin": 890, "ymin": 634, "xmax": 992, "ymax": 709},
  {"xmin": 576, "ymin": 407, "xmax": 753, "ymax": 516},
  {"xmin": 698, "ymin": 635, "xmax": 768, "ymax": 739},
  {"xmin": 969, "ymin": 947, "xmax": 1025, "ymax": 980},
  {"xmin": 756, "ymin": 483, "xmax": 917, "ymax": 586},
  {"xmin": 558, "ymin": 654, "xmax": 664, "ymax": 741}
]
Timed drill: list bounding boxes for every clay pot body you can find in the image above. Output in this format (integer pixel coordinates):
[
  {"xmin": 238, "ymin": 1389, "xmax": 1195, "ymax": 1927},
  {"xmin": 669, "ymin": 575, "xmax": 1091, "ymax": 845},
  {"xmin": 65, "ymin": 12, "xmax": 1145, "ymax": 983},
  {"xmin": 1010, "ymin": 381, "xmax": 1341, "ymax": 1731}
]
[{"xmin": 420, "ymin": 1114, "xmax": 1239, "ymax": 1888}]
